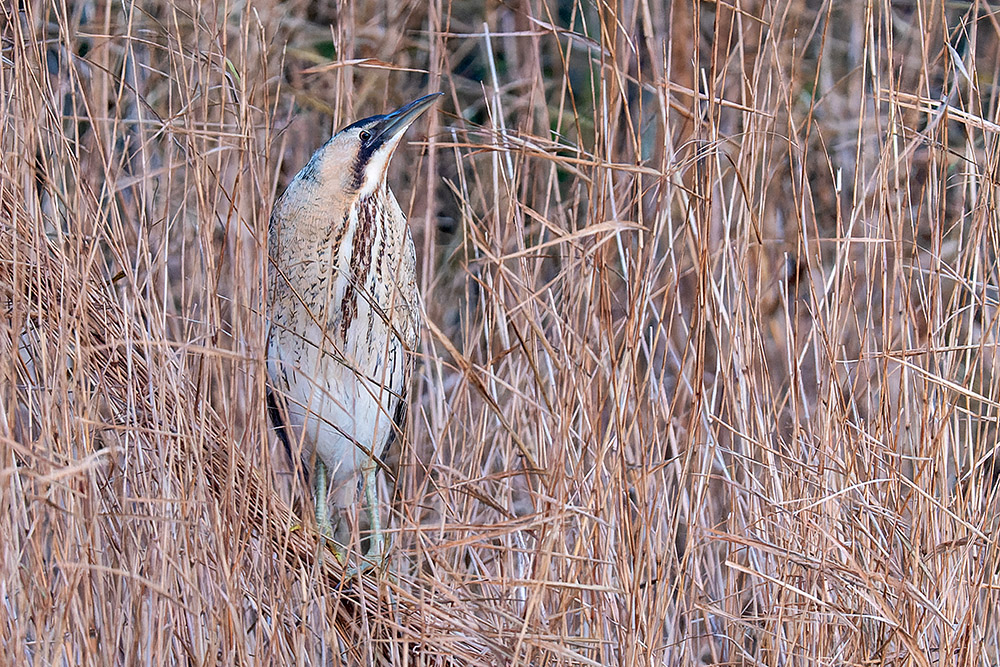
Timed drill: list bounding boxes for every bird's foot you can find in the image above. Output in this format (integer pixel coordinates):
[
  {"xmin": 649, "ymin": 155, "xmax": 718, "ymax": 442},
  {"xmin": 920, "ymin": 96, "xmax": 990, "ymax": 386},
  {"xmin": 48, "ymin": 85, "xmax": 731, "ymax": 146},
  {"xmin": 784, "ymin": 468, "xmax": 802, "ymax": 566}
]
[
  {"xmin": 341, "ymin": 540, "xmax": 388, "ymax": 578},
  {"xmin": 340, "ymin": 466, "xmax": 389, "ymax": 577},
  {"xmin": 318, "ymin": 533, "xmax": 388, "ymax": 578}
]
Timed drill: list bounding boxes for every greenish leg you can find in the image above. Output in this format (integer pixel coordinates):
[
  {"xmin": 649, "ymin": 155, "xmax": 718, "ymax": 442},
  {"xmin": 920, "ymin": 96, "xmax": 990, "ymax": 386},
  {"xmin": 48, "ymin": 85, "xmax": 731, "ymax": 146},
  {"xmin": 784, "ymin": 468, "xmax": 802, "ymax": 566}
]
[
  {"xmin": 344, "ymin": 464, "xmax": 386, "ymax": 577},
  {"xmin": 314, "ymin": 460, "xmax": 347, "ymax": 563},
  {"xmin": 364, "ymin": 464, "xmax": 385, "ymax": 563}
]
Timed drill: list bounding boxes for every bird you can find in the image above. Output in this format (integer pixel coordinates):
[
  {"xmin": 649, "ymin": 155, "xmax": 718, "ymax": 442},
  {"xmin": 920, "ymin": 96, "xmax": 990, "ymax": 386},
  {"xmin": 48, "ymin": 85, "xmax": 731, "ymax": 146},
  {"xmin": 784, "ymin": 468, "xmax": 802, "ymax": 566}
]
[{"xmin": 266, "ymin": 92, "xmax": 441, "ymax": 573}]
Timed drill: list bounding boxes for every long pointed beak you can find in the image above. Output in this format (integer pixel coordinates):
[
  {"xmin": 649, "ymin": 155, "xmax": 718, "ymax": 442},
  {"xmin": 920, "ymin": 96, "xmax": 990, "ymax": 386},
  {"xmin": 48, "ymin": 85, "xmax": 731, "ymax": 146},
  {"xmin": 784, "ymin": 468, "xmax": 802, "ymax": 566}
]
[{"xmin": 370, "ymin": 93, "xmax": 443, "ymax": 150}]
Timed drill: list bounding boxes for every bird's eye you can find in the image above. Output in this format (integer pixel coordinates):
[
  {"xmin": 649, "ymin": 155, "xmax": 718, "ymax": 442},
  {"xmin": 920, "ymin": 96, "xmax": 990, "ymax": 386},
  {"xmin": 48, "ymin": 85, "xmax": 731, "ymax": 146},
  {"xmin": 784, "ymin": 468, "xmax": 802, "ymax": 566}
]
[{"xmin": 359, "ymin": 130, "xmax": 372, "ymax": 142}]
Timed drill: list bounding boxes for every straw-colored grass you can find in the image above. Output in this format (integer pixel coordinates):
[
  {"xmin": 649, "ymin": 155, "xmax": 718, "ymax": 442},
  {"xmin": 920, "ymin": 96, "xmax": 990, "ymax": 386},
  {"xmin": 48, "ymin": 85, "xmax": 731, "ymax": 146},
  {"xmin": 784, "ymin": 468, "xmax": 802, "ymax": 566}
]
[{"xmin": 2, "ymin": 0, "xmax": 999, "ymax": 664}]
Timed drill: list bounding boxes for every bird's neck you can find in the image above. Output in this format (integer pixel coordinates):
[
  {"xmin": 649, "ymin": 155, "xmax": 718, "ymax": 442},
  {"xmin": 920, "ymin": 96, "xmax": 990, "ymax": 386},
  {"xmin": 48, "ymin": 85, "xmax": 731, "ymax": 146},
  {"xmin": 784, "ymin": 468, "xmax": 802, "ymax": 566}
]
[{"xmin": 272, "ymin": 181, "xmax": 408, "ymax": 273}]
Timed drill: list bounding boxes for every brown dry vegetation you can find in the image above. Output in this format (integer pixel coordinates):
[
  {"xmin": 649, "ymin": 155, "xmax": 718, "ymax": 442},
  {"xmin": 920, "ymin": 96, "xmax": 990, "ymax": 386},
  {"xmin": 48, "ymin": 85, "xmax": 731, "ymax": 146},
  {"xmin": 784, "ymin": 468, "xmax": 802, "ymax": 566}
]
[{"xmin": 2, "ymin": 0, "xmax": 1000, "ymax": 664}]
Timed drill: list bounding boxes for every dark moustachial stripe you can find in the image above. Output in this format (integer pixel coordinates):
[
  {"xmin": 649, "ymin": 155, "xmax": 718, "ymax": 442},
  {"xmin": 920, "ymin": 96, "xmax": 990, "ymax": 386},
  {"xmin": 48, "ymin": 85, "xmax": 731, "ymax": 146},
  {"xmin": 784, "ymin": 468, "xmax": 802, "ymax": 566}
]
[
  {"xmin": 350, "ymin": 157, "xmax": 365, "ymax": 191},
  {"xmin": 351, "ymin": 140, "xmax": 377, "ymax": 191}
]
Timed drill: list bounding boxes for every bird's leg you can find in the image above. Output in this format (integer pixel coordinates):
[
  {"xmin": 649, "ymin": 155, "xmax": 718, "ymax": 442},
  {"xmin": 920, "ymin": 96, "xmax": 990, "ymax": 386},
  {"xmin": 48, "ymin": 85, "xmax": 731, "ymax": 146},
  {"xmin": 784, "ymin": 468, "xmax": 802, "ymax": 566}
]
[
  {"xmin": 343, "ymin": 464, "xmax": 386, "ymax": 577},
  {"xmin": 363, "ymin": 464, "xmax": 385, "ymax": 563},
  {"xmin": 314, "ymin": 460, "xmax": 347, "ymax": 562}
]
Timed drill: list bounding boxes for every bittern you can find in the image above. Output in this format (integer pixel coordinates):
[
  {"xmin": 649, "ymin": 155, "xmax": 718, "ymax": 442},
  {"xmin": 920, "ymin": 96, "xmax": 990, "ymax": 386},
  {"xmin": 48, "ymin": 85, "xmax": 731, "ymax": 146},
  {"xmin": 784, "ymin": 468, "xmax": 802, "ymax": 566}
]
[{"xmin": 267, "ymin": 93, "xmax": 441, "ymax": 573}]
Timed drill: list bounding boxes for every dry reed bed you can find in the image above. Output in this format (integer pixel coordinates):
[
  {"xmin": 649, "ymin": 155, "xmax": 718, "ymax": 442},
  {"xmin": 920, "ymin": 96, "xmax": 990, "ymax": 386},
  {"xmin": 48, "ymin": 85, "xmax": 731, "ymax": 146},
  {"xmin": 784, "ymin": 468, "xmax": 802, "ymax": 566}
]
[{"xmin": 2, "ymin": 0, "xmax": 999, "ymax": 664}]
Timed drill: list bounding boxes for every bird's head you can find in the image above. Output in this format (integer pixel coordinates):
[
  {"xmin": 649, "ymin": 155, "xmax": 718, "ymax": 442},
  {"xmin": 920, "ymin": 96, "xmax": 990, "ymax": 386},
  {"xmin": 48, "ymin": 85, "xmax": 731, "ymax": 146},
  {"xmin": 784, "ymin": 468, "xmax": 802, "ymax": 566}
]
[{"xmin": 297, "ymin": 93, "xmax": 442, "ymax": 202}]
